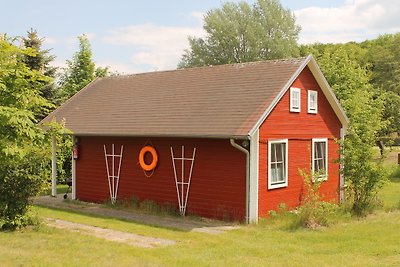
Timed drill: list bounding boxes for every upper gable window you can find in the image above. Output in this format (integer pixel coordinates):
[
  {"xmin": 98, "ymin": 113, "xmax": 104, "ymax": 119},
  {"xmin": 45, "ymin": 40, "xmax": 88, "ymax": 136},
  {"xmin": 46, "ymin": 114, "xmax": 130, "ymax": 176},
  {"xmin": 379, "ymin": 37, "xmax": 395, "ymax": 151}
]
[
  {"xmin": 290, "ymin": 87, "xmax": 301, "ymax": 113},
  {"xmin": 308, "ymin": 90, "xmax": 318, "ymax": 114}
]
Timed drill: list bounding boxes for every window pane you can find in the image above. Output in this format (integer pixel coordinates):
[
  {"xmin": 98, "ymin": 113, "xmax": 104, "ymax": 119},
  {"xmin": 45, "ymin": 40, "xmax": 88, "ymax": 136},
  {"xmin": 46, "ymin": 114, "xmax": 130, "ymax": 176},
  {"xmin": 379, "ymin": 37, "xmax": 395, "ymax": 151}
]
[
  {"xmin": 315, "ymin": 159, "xmax": 324, "ymax": 172},
  {"xmin": 271, "ymin": 144, "xmax": 277, "ymax": 162},
  {"xmin": 270, "ymin": 142, "xmax": 286, "ymax": 184},
  {"xmin": 314, "ymin": 141, "xmax": 326, "ymax": 174},
  {"xmin": 276, "ymin": 144, "xmax": 283, "ymax": 162},
  {"xmin": 293, "ymin": 92, "xmax": 299, "ymax": 107},
  {"xmin": 311, "ymin": 94, "xmax": 316, "ymax": 107}
]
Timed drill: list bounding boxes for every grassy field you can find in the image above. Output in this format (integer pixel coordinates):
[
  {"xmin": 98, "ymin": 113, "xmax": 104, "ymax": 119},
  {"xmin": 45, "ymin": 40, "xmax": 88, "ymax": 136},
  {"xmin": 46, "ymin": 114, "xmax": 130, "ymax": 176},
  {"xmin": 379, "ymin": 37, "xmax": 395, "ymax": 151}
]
[
  {"xmin": 1, "ymin": 150, "xmax": 399, "ymax": 266},
  {"xmin": 1, "ymin": 206, "xmax": 399, "ymax": 266}
]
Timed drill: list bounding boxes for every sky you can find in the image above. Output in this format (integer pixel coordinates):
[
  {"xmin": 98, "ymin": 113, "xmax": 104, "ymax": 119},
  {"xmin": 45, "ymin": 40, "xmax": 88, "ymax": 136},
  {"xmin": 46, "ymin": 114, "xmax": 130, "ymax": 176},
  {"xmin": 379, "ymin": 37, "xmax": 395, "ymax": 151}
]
[{"xmin": 1, "ymin": 0, "xmax": 400, "ymax": 74}]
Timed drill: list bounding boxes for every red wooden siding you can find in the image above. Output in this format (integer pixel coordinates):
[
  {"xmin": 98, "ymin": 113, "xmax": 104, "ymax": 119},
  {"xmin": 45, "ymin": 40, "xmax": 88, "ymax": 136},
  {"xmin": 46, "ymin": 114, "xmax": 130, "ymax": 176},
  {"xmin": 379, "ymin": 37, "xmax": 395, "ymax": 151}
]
[
  {"xmin": 258, "ymin": 66, "xmax": 342, "ymax": 216},
  {"xmin": 75, "ymin": 137, "xmax": 246, "ymax": 221}
]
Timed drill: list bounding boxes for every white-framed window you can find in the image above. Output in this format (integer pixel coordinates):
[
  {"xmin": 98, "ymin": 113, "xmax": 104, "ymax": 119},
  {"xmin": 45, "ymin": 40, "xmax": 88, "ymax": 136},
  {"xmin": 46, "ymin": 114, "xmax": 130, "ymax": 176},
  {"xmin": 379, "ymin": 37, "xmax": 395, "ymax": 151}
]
[
  {"xmin": 312, "ymin": 138, "xmax": 328, "ymax": 180},
  {"xmin": 290, "ymin": 87, "xmax": 301, "ymax": 112},
  {"xmin": 308, "ymin": 90, "xmax": 318, "ymax": 114},
  {"xmin": 268, "ymin": 139, "xmax": 288, "ymax": 189}
]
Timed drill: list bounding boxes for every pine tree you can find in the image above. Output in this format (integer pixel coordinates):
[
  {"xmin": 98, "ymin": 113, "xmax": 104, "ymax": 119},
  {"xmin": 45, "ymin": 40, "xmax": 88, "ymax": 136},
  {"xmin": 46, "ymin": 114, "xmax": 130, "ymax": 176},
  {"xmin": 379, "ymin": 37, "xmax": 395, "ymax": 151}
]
[{"xmin": 22, "ymin": 29, "xmax": 57, "ymax": 107}]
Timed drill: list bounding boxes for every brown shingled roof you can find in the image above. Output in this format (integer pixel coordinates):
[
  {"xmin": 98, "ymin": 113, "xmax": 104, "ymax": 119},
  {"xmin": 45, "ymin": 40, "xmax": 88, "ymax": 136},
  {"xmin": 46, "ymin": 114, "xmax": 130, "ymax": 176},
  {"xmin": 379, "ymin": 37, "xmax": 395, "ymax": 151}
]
[{"xmin": 42, "ymin": 57, "xmax": 310, "ymax": 138}]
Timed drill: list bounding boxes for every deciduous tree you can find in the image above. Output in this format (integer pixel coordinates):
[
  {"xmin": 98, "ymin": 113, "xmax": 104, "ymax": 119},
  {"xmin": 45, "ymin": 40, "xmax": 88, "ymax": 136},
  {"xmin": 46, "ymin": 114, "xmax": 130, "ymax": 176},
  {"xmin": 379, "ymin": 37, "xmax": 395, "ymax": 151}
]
[
  {"xmin": 308, "ymin": 45, "xmax": 386, "ymax": 215},
  {"xmin": 0, "ymin": 35, "xmax": 52, "ymax": 230},
  {"xmin": 179, "ymin": 0, "xmax": 300, "ymax": 68},
  {"xmin": 57, "ymin": 35, "xmax": 95, "ymax": 102}
]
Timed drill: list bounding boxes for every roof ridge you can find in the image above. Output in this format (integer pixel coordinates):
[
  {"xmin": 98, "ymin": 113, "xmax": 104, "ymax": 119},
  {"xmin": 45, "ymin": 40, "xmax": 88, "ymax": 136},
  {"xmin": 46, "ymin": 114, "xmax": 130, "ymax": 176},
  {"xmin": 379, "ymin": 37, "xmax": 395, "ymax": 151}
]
[{"xmin": 102, "ymin": 56, "xmax": 309, "ymax": 80}]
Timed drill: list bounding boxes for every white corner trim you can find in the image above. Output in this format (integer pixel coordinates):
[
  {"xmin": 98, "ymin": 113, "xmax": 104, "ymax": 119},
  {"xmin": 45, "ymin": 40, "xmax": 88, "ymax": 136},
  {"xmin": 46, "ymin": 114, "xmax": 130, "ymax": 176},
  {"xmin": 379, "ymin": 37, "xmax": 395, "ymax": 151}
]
[{"xmin": 249, "ymin": 129, "xmax": 259, "ymax": 223}]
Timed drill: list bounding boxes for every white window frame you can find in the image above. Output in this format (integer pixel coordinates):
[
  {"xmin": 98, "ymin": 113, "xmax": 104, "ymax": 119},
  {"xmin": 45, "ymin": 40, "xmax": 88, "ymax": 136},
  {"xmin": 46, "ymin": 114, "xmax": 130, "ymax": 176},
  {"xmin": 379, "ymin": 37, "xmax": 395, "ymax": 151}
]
[
  {"xmin": 290, "ymin": 87, "xmax": 301, "ymax": 113},
  {"xmin": 312, "ymin": 138, "xmax": 328, "ymax": 181},
  {"xmin": 308, "ymin": 90, "xmax": 318, "ymax": 114},
  {"xmin": 268, "ymin": 139, "xmax": 288, "ymax": 189}
]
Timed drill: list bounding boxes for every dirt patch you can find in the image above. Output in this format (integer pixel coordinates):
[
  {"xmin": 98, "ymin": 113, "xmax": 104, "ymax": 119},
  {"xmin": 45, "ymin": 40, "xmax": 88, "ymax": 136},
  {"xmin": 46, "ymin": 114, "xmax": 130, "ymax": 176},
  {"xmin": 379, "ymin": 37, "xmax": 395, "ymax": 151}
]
[{"xmin": 46, "ymin": 218, "xmax": 175, "ymax": 248}]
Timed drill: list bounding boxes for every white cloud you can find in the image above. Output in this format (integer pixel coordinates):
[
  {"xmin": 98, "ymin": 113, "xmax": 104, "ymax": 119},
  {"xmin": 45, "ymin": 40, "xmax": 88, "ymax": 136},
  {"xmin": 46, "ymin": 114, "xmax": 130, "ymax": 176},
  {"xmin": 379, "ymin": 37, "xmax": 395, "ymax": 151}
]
[
  {"xmin": 103, "ymin": 23, "xmax": 205, "ymax": 71},
  {"xmin": 43, "ymin": 36, "xmax": 57, "ymax": 45},
  {"xmin": 295, "ymin": 0, "xmax": 400, "ymax": 44}
]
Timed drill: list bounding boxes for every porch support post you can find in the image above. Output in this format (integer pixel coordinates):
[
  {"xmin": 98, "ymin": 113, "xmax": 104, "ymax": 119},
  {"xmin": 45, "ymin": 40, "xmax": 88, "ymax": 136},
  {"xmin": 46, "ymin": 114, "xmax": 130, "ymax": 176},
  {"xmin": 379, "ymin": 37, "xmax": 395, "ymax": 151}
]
[
  {"xmin": 71, "ymin": 136, "xmax": 76, "ymax": 200},
  {"xmin": 51, "ymin": 135, "xmax": 57, "ymax": 197}
]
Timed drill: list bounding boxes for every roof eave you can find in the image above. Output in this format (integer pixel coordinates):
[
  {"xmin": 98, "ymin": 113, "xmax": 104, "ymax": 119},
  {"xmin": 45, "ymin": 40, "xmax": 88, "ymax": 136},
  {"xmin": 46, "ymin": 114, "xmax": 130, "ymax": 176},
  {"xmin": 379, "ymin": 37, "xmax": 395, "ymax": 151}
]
[
  {"xmin": 306, "ymin": 56, "xmax": 350, "ymax": 129},
  {"xmin": 67, "ymin": 131, "xmax": 250, "ymax": 140}
]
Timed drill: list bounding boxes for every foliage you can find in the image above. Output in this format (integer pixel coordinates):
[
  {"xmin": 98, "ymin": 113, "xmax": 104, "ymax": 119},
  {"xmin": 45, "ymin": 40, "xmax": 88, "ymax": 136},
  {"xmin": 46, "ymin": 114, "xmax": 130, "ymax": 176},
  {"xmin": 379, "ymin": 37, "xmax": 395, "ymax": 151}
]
[
  {"xmin": 0, "ymin": 149, "xmax": 49, "ymax": 230},
  {"xmin": 292, "ymin": 170, "xmax": 341, "ymax": 228},
  {"xmin": 362, "ymin": 33, "xmax": 400, "ymax": 135},
  {"xmin": 179, "ymin": 0, "xmax": 300, "ymax": 68},
  {"xmin": 0, "ymin": 35, "xmax": 53, "ymax": 230},
  {"xmin": 301, "ymin": 44, "xmax": 387, "ymax": 215},
  {"xmin": 363, "ymin": 33, "xmax": 400, "ymax": 95},
  {"xmin": 22, "ymin": 29, "xmax": 57, "ymax": 111},
  {"xmin": 104, "ymin": 196, "xmax": 178, "ymax": 216},
  {"xmin": 57, "ymin": 35, "xmax": 95, "ymax": 103},
  {"xmin": 54, "ymin": 35, "xmax": 110, "ymax": 179},
  {"xmin": 379, "ymin": 92, "xmax": 400, "ymax": 136},
  {"xmin": 56, "ymin": 35, "xmax": 112, "ymax": 104},
  {"xmin": 42, "ymin": 121, "xmax": 73, "ymax": 181}
]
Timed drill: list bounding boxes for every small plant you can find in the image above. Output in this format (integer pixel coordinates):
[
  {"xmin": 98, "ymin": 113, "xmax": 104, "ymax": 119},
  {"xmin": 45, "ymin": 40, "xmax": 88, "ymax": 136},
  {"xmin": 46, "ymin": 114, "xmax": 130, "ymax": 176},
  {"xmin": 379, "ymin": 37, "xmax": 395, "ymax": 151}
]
[
  {"xmin": 139, "ymin": 200, "xmax": 161, "ymax": 214},
  {"xmin": 0, "ymin": 149, "xmax": 49, "ymax": 231},
  {"xmin": 293, "ymin": 169, "xmax": 340, "ymax": 229},
  {"xmin": 104, "ymin": 195, "xmax": 178, "ymax": 216}
]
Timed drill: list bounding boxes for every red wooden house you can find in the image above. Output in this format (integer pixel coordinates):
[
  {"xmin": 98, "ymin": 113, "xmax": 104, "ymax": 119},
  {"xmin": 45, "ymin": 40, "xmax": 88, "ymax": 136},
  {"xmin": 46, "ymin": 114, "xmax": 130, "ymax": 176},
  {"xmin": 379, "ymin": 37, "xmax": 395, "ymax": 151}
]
[{"xmin": 42, "ymin": 55, "xmax": 348, "ymax": 223}]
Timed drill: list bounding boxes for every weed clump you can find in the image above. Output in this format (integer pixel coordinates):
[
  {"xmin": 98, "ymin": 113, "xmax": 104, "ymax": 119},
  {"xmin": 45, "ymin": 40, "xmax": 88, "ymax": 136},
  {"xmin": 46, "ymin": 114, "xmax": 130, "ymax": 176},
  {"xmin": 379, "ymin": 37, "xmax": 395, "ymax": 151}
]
[{"xmin": 104, "ymin": 196, "xmax": 178, "ymax": 216}]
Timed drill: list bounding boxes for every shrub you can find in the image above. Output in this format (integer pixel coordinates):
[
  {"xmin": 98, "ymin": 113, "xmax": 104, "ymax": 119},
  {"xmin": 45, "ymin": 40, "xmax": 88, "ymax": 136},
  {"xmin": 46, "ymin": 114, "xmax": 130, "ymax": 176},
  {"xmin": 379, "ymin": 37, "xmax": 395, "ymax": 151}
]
[
  {"xmin": 342, "ymin": 133, "xmax": 388, "ymax": 216},
  {"xmin": 0, "ymin": 148, "xmax": 49, "ymax": 230},
  {"xmin": 293, "ymin": 170, "xmax": 340, "ymax": 229}
]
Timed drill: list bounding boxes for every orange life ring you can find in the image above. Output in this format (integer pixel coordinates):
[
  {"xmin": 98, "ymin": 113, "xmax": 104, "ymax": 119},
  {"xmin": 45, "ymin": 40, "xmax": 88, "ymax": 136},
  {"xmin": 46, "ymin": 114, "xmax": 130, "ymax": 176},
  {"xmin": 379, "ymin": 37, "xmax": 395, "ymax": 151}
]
[{"xmin": 139, "ymin": 146, "xmax": 158, "ymax": 171}]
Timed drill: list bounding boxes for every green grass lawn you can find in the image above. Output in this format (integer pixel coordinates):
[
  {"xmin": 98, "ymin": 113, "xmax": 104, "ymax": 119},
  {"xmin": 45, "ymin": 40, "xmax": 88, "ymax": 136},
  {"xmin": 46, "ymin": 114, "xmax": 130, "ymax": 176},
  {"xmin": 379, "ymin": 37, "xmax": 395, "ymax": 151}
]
[
  {"xmin": 1, "ymin": 207, "xmax": 399, "ymax": 266},
  {"xmin": 1, "ymin": 178, "xmax": 400, "ymax": 267},
  {"xmin": 40, "ymin": 184, "xmax": 69, "ymax": 196},
  {"xmin": 1, "ymin": 151, "xmax": 399, "ymax": 266},
  {"xmin": 377, "ymin": 146, "xmax": 400, "ymax": 210}
]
